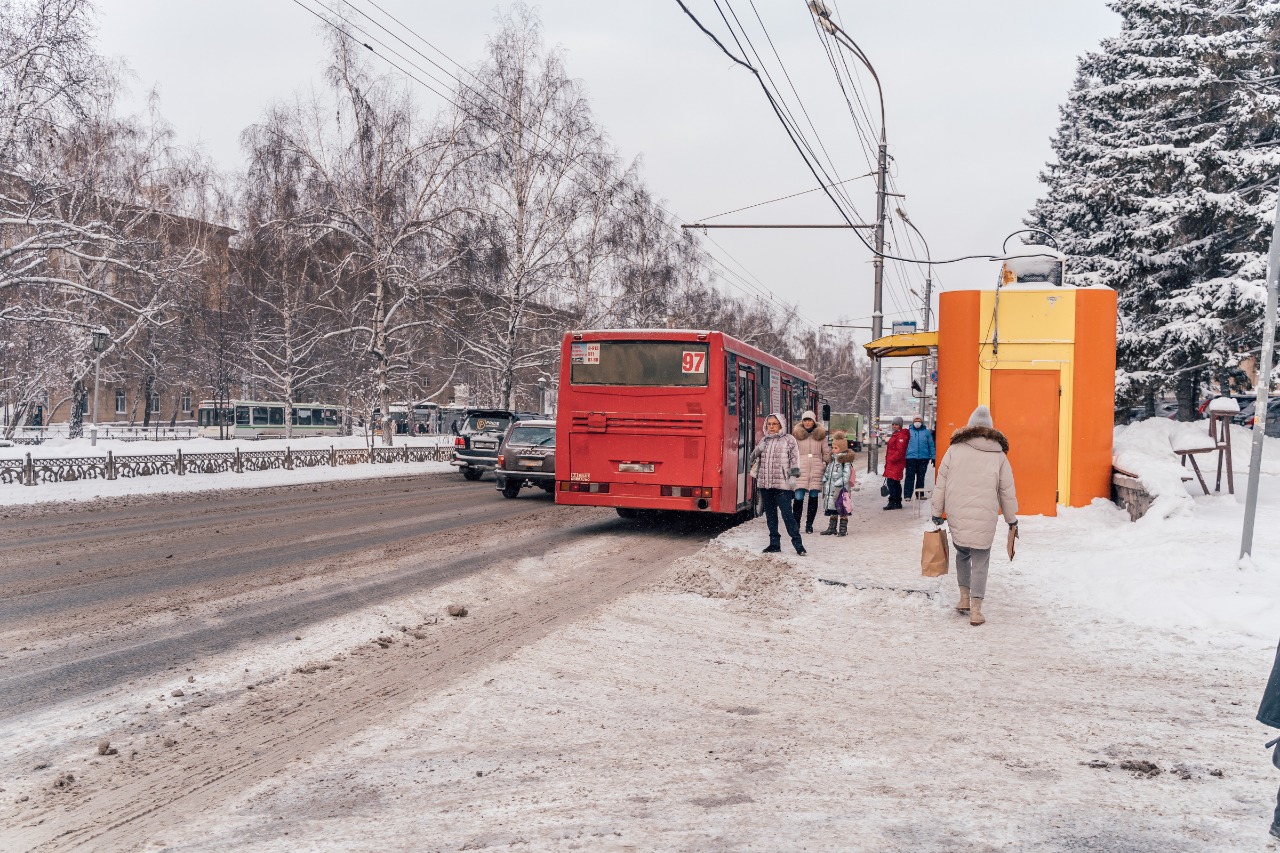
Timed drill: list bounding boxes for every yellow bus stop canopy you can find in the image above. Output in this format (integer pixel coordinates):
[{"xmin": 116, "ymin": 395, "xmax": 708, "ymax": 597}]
[{"xmin": 862, "ymin": 330, "xmax": 939, "ymax": 360}]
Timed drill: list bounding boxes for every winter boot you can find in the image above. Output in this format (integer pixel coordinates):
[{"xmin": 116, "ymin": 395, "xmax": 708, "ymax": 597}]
[
  {"xmin": 837, "ymin": 517, "xmax": 848, "ymax": 537},
  {"xmin": 762, "ymin": 538, "xmax": 782, "ymax": 554},
  {"xmin": 969, "ymin": 597, "xmax": 985, "ymax": 626},
  {"xmin": 955, "ymin": 586, "xmax": 970, "ymax": 613},
  {"xmin": 819, "ymin": 515, "xmax": 838, "ymax": 536},
  {"xmin": 805, "ymin": 498, "xmax": 819, "ymax": 533},
  {"xmin": 792, "ymin": 499, "xmax": 805, "ymax": 530}
]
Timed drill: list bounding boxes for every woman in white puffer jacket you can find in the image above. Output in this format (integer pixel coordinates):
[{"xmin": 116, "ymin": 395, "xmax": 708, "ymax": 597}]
[{"xmin": 930, "ymin": 405, "xmax": 1018, "ymax": 626}]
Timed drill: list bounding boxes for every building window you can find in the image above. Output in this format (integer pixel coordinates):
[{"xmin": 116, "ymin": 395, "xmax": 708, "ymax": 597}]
[
  {"xmin": 150, "ymin": 395, "xmax": 161, "ymax": 414},
  {"xmin": 181, "ymin": 392, "xmax": 192, "ymax": 413},
  {"xmin": 115, "ymin": 389, "xmax": 127, "ymax": 414}
]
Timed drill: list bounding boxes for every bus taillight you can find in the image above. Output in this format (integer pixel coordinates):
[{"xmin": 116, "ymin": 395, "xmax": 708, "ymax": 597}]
[
  {"xmin": 559, "ymin": 481, "xmax": 610, "ymax": 493},
  {"xmin": 660, "ymin": 486, "xmax": 713, "ymax": 498}
]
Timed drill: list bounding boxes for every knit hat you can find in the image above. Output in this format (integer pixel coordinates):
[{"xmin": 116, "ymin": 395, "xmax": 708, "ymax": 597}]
[
  {"xmin": 967, "ymin": 405, "xmax": 994, "ymax": 428},
  {"xmin": 891, "ymin": 416, "xmax": 904, "ymax": 427},
  {"xmin": 801, "ymin": 410, "xmax": 816, "ymax": 421}
]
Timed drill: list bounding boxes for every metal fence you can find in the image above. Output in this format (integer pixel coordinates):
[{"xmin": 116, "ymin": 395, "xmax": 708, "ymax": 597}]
[{"xmin": 4, "ymin": 444, "xmax": 455, "ymax": 486}]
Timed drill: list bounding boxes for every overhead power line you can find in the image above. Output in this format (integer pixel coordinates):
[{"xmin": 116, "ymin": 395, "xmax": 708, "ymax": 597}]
[
  {"xmin": 289, "ymin": 0, "xmax": 820, "ymax": 332},
  {"xmin": 676, "ymin": 0, "xmax": 995, "ymax": 266}
]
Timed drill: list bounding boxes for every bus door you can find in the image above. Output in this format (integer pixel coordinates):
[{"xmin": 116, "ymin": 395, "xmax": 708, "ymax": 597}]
[{"xmin": 737, "ymin": 365, "xmax": 756, "ymax": 507}]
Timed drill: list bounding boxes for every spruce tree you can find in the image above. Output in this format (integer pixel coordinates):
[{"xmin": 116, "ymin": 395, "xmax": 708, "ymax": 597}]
[{"xmin": 1029, "ymin": 0, "xmax": 1280, "ymax": 417}]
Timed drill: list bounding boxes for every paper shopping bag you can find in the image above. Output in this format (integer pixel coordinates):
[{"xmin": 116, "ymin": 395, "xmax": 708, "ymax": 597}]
[{"xmin": 921, "ymin": 528, "xmax": 950, "ymax": 577}]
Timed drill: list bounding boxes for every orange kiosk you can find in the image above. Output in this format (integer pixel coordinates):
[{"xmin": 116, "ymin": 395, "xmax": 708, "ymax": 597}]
[{"xmin": 866, "ymin": 248, "xmax": 1117, "ymax": 517}]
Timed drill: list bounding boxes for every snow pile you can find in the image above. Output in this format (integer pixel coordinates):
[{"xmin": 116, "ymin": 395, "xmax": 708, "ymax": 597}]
[
  {"xmin": 1019, "ymin": 499, "xmax": 1280, "ymax": 647},
  {"xmin": 1111, "ymin": 419, "xmax": 1198, "ymax": 519},
  {"xmin": 658, "ymin": 542, "xmax": 801, "ymax": 614},
  {"xmin": 0, "ymin": 433, "xmax": 451, "ymax": 461}
]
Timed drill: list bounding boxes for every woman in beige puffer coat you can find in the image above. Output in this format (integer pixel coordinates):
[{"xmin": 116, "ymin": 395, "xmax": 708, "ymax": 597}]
[
  {"xmin": 792, "ymin": 411, "xmax": 831, "ymax": 534},
  {"xmin": 930, "ymin": 405, "xmax": 1018, "ymax": 627}
]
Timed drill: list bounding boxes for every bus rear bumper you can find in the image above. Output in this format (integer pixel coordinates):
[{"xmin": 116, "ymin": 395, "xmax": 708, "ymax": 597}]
[{"xmin": 555, "ymin": 483, "xmax": 729, "ymax": 513}]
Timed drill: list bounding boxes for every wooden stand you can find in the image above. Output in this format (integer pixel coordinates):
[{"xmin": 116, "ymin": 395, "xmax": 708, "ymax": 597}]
[{"xmin": 1207, "ymin": 411, "xmax": 1235, "ymax": 494}]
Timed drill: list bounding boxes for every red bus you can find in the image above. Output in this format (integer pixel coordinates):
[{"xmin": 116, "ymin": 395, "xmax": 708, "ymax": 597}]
[{"xmin": 555, "ymin": 329, "xmax": 820, "ymax": 516}]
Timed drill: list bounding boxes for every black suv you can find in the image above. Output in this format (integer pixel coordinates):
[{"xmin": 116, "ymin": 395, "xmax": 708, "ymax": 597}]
[
  {"xmin": 450, "ymin": 409, "xmax": 541, "ymax": 480},
  {"xmin": 494, "ymin": 419, "xmax": 556, "ymax": 498}
]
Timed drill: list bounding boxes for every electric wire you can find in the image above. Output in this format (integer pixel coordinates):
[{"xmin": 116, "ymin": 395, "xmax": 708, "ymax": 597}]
[
  {"xmin": 340, "ymin": 0, "xmax": 822, "ymax": 330},
  {"xmin": 295, "ymin": 0, "xmax": 820, "ymax": 332},
  {"xmin": 678, "ymin": 1, "xmax": 997, "ymax": 266},
  {"xmin": 696, "ymin": 173, "xmax": 874, "ymax": 221}
]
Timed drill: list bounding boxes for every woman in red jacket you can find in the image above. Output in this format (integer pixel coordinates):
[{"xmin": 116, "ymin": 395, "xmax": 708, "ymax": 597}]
[{"xmin": 882, "ymin": 416, "xmax": 908, "ymax": 510}]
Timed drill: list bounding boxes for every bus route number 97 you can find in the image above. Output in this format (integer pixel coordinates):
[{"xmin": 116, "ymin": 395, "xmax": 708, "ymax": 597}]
[{"xmin": 681, "ymin": 350, "xmax": 706, "ymax": 374}]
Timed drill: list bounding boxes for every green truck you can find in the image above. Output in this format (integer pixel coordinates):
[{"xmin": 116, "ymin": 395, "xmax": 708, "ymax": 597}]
[{"xmin": 828, "ymin": 412, "xmax": 865, "ymax": 452}]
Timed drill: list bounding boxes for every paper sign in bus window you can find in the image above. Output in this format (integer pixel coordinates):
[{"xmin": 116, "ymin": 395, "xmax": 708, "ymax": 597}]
[
  {"xmin": 571, "ymin": 342, "xmax": 600, "ymax": 364},
  {"xmin": 681, "ymin": 350, "xmax": 706, "ymax": 374}
]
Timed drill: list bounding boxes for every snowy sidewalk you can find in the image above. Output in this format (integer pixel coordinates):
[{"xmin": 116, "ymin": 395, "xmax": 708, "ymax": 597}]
[{"xmin": 149, "ymin": 431, "xmax": 1280, "ymax": 851}]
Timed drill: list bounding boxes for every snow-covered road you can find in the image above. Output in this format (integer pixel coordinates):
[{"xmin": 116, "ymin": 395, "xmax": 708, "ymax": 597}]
[{"xmin": 2, "ymin": 419, "xmax": 1278, "ymax": 851}]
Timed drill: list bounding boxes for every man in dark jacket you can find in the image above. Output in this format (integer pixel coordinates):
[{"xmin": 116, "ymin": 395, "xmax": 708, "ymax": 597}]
[
  {"xmin": 1259, "ymin": 641, "xmax": 1280, "ymax": 838},
  {"xmin": 903, "ymin": 415, "xmax": 935, "ymax": 502}
]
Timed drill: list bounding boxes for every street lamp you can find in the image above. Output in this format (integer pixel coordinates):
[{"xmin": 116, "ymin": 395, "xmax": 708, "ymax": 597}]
[
  {"xmin": 537, "ymin": 377, "xmax": 547, "ymax": 415},
  {"xmin": 91, "ymin": 326, "xmax": 109, "ymax": 447},
  {"xmin": 808, "ymin": 0, "xmax": 889, "ymax": 473}
]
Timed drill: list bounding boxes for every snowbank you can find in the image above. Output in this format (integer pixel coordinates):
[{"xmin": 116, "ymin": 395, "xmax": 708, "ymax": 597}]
[
  {"xmin": 0, "ymin": 458, "xmax": 456, "ymax": 506},
  {"xmin": 0, "ymin": 433, "xmax": 452, "ymax": 461}
]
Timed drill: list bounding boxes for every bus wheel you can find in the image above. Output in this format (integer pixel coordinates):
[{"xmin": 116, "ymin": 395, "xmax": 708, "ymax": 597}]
[
  {"xmin": 615, "ymin": 507, "xmax": 640, "ymax": 519},
  {"xmin": 501, "ymin": 481, "xmax": 521, "ymax": 499},
  {"xmin": 462, "ymin": 467, "xmax": 483, "ymax": 481}
]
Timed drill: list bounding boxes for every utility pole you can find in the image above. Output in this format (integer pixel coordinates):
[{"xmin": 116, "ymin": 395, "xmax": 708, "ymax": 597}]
[
  {"xmin": 868, "ymin": 128, "xmax": 888, "ymax": 473},
  {"xmin": 1241, "ymin": 179, "xmax": 1280, "ymax": 559},
  {"xmin": 895, "ymin": 206, "xmax": 934, "ymax": 422}
]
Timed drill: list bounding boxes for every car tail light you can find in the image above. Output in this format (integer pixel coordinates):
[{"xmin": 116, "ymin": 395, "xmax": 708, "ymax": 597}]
[
  {"xmin": 1248, "ymin": 417, "xmax": 1256, "ymax": 427},
  {"xmin": 660, "ymin": 486, "xmax": 713, "ymax": 498},
  {"xmin": 559, "ymin": 481, "xmax": 610, "ymax": 493},
  {"xmin": 497, "ymin": 454, "xmax": 505, "ymax": 467},
  {"xmin": 454, "ymin": 436, "xmax": 465, "ymax": 447}
]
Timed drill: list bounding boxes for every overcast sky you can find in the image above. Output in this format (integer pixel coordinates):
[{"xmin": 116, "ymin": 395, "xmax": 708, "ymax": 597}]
[{"xmin": 94, "ymin": 1, "xmax": 1118, "ymax": 352}]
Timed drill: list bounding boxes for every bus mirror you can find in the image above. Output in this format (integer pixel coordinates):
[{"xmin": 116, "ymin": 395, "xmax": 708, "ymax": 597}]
[{"xmin": 821, "ymin": 403, "xmax": 831, "ymax": 422}]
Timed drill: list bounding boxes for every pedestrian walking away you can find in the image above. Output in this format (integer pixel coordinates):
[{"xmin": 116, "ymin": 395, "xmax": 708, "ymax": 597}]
[
  {"xmin": 882, "ymin": 416, "xmax": 909, "ymax": 510},
  {"xmin": 903, "ymin": 415, "xmax": 935, "ymax": 502},
  {"xmin": 1258, "ymin": 640, "xmax": 1280, "ymax": 838},
  {"xmin": 792, "ymin": 409, "xmax": 831, "ymax": 534},
  {"xmin": 929, "ymin": 405, "xmax": 1018, "ymax": 626},
  {"xmin": 819, "ymin": 430, "xmax": 857, "ymax": 536},
  {"xmin": 750, "ymin": 412, "xmax": 806, "ymax": 556}
]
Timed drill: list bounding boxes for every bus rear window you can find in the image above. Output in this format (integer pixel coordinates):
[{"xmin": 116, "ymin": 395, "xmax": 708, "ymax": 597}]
[{"xmin": 570, "ymin": 341, "xmax": 710, "ymax": 387}]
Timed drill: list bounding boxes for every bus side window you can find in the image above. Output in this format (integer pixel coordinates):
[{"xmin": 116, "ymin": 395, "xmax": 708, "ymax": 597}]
[
  {"xmin": 269, "ymin": 407, "xmax": 284, "ymax": 426},
  {"xmin": 725, "ymin": 353, "xmax": 737, "ymax": 415},
  {"xmin": 236, "ymin": 406, "xmax": 250, "ymax": 426},
  {"xmin": 296, "ymin": 408, "xmax": 312, "ymax": 427}
]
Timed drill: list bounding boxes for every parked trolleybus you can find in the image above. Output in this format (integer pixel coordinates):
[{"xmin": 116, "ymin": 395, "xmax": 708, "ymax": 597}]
[
  {"xmin": 555, "ymin": 330, "xmax": 820, "ymax": 516},
  {"xmin": 196, "ymin": 400, "xmax": 344, "ymax": 439}
]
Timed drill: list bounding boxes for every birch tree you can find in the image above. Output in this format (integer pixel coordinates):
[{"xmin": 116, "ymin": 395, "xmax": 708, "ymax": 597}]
[
  {"xmin": 451, "ymin": 5, "xmax": 614, "ymax": 408},
  {"xmin": 244, "ymin": 31, "xmax": 472, "ymax": 444}
]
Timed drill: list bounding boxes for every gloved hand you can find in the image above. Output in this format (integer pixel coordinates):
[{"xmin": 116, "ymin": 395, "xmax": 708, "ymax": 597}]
[{"xmin": 931, "ymin": 516, "xmax": 944, "ymax": 526}]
